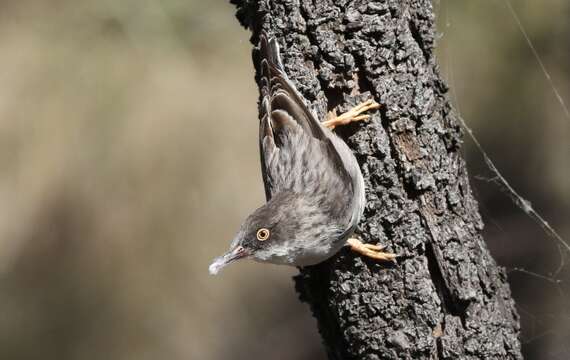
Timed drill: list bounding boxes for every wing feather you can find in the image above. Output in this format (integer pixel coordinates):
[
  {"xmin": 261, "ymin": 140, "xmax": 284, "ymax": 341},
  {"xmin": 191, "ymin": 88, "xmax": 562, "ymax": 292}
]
[{"xmin": 258, "ymin": 32, "xmax": 352, "ymax": 201}]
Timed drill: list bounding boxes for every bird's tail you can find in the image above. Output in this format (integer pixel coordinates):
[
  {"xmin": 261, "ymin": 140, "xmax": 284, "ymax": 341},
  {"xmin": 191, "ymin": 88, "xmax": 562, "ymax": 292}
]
[{"xmin": 257, "ymin": 32, "xmax": 326, "ymax": 141}]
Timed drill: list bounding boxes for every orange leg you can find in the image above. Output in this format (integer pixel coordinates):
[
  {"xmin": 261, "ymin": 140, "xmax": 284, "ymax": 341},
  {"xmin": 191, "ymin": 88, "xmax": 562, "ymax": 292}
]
[
  {"xmin": 347, "ymin": 238, "xmax": 397, "ymax": 262},
  {"xmin": 322, "ymin": 99, "xmax": 381, "ymax": 130}
]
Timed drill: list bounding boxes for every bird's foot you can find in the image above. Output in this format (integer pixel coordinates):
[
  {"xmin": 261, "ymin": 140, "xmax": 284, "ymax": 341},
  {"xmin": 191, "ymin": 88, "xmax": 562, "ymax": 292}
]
[
  {"xmin": 322, "ymin": 99, "xmax": 381, "ymax": 130},
  {"xmin": 347, "ymin": 238, "xmax": 397, "ymax": 263}
]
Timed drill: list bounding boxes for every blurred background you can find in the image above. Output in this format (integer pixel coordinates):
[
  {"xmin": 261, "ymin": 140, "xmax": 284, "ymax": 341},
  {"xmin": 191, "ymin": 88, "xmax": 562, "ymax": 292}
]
[{"xmin": 0, "ymin": 0, "xmax": 567, "ymax": 359}]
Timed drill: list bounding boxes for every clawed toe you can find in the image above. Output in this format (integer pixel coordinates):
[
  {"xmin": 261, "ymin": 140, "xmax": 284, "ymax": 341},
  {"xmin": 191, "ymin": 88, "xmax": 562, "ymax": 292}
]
[
  {"xmin": 346, "ymin": 238, "xmax": 397, "ymax": 263},
  {"xmin": 323, "ymin": 99, "xmax": 381, "ymax": 130}
]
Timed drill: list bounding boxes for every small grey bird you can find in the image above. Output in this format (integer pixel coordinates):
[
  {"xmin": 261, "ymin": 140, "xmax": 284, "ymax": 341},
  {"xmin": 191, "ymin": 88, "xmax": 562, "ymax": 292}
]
[{"xmin": 209, "ymin": 33, "xmax": 395, "ymax": 275}]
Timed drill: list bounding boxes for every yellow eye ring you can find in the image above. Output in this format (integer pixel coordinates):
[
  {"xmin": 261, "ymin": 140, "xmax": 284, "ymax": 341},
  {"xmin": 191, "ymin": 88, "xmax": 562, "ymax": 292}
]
[{"xmin": 256, "ymin": 228, "xmax": 270, "ymax": 241}]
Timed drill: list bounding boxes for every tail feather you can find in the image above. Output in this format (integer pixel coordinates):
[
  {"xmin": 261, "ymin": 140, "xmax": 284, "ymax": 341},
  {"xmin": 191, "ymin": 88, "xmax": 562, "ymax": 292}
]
[
  {"xmin": 257, "ymin": 32, "xmax": 351, "ymax": 201},
  {"xmin": 258, "ymin": 32, "xmax": 326, "ymax": 141}
]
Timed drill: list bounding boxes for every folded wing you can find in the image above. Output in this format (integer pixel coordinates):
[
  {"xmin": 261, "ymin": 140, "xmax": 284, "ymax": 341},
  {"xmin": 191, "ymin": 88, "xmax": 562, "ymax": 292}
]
[{"xmin": 258, "ymin": 33, "xmax": 351, "ymax": 201}]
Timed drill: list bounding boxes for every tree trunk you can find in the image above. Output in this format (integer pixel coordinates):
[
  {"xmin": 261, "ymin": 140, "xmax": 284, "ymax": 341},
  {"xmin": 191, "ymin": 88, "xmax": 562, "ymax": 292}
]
[{"xmin": 230, "ymin": 0, "xmax": 523, "ymax": 359}]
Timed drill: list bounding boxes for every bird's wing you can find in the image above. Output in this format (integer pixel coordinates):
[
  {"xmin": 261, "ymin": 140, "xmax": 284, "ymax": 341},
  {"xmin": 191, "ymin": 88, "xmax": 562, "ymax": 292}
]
[{"xmin": 258, "ymin": 33, "xmax": 351, "ymax": 201}]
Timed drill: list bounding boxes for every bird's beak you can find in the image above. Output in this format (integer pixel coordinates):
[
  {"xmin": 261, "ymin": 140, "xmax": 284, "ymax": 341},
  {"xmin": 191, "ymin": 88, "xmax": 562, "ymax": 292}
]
[{"xmin": 209, "ymin": 245, "xmax": 249, "ymax": 275}]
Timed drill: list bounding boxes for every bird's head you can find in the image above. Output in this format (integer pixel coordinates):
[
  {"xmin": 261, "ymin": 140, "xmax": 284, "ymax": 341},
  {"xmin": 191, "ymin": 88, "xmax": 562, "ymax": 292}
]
[{"xmin": 208, "ymin": 192, "xmax": 326, "ymax": 274}]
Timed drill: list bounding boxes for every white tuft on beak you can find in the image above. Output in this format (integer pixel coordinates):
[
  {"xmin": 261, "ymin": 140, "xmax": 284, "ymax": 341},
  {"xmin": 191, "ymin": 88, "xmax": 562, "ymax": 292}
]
[{"xmin": 208, "ymin": 246, "xmax": 249, "ymax": 275}]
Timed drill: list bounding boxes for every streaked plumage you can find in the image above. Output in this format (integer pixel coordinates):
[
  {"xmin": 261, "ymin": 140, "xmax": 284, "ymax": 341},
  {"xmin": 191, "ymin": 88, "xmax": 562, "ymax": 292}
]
[{"xmin": 209, "ymin": 33, "xmax": 366, "ymax": 274}]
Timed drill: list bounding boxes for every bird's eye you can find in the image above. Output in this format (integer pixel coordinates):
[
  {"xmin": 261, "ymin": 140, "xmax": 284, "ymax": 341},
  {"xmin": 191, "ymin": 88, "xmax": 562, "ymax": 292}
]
[{"xmin": 256, "ymin": 228, "xmax": 270, "ymax": 241}]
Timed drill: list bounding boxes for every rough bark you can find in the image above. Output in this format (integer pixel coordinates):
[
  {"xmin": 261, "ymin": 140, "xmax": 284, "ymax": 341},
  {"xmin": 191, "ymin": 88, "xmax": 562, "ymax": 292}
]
[{"xmin": 230, "ymin": 0, "xmax": 523, "ymax": 359}]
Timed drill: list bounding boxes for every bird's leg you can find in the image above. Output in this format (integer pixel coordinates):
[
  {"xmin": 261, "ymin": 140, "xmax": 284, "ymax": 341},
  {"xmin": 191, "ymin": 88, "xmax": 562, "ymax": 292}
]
[
  {"xmin": 346, "ymin": 238, "xmax": 397, "ymax": 262},
  {"xmin": 322, "ymin": 99, "xmax": 381, "ymax": 130}
]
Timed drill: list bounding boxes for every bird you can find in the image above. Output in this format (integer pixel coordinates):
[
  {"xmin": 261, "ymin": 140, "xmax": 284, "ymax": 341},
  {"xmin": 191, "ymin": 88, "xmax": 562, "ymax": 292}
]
[{"xmin": 209, "ymin": 32, "xmax": 396, "ymax": 275}]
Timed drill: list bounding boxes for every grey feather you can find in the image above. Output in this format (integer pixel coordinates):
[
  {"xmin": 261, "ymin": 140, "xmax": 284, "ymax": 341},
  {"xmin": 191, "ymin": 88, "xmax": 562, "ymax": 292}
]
[
  {"xmin": 209, "ymin": 32, "xmax": 366, "ymax": 273},
  {"xmin": 258, "ymin": 34, "xmax": 364, "ymax": 237}
]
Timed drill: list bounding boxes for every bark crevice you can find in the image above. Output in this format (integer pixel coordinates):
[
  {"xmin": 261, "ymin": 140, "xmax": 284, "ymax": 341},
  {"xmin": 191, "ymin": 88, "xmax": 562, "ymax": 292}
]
[
  {"xmin": 425, "ymin": 242, "xmax": 469, "ymax": 327},
  {"xmin": 231, "ymin": 0, "xmax": 523, "ymax": 359}
]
